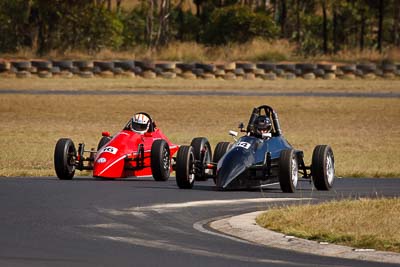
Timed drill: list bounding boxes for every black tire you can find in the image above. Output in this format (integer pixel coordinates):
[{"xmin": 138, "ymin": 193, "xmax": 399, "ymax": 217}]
[
  {"xmin": 382, "ymin": 63, "xmax": 396, "ymax": 72},
  {"xmin": 135, "ymin": 60, "xmax": 155, "ymax": 71},
  {"xmin": 31, "ymin": 60, "xmax": 52, "ymax": 71},
  {"xmin": 236, "ymin": 62, "xmax": 256, "ymax": 72},
  {"xmin": 52, "ymin": 60, "xmax": 73, "ymax": 71},
  {"xmin": 114, "ymin": 60, "xmax": 135, "ymax": 71},
  {"xmin": 51, "ymin": 66, "xmax": 61, "ymax": 75},
  {"xmin": 156, "ymin": 62, "xmax": 176, "ymax": 71},
  {"xmin": 190, "ymin": 137, "xmax": 212, "ymax": 181},
  {"xmin": 295, "ymin": 63, "xmax": 316, "ymax": 72},
  {"xmin": 176, "ymin": 63, "xmax": 194, "ymax": 72},
  {"xmin": 11, "ymin": 61, "xmax": 31, "ymax": 71},
  {"xmin": 94, "ymin": 61, "xmax": 115, "ymax": 71},
  {"xmin": 277, "ymin": 64, "xmax": 296, "ymax": 73},
  {"xmin": 339, "ymin": 64, "xmax": 356, "ymax": 73},
  {"xmin": 73, "ymin": 61, "xmax": 94, "ymax": 71},
  {"xmin": 317, "ymin": 64, "xmax": 336, "ymax": 72},
  {"xmin": 213, "ymin": 142, "xmax": 231, "ymax": 164},
  {"xmin": 256, "ymin": 63, "xmax": 276, "ymax": 72},
  {"xmin": 311, "ymin": 145, "xmax": 335, "ymax": 190},
  {"xmin": 195, "ymin": 63, "xmax": 216, "ymax": 73},
  {"xmin": 97, "ymin": 136, "xmax": 111, "ymax": 151},
  {"xmin": 278, "ymin": 149, "xmax": 298, "ymax": 193},
  {"xmin": 357, "ymin": 63, "xmax": 376, "ymax": 73},
  {"xmin": 314, "ymin": 68, "xmax": 325, "ymax": 77},
  {"xmin": 176, "ymin": 145, "xmax": 195, "ymax": 189},
  {"xmin": 151, "ymin": 139, "xmax": 171, "ymax": 181},
  {"xmin": 212, "ymin": 142, "xmax": 231, "ymax": 184},
  {"xmin": 54, "ymin": 138, "xmax": 76, "ymax": 180}
]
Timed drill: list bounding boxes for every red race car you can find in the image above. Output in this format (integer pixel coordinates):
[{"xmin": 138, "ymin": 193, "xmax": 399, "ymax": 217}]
[{"xmin": 54, "ymin": 112, "xmax": 179, "ymax": 181}]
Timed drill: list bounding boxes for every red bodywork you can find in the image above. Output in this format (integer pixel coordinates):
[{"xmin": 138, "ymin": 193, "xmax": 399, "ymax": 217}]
[{"xmin": 93, "ymin": 128, "xmax": 178, "ymax": 179}]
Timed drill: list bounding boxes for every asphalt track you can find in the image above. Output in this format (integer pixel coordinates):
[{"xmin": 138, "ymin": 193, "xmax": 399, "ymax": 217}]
[
  {"xmin": 1, "ymin": 88, "xmax": 400, "ymax": 98},
  {"xmin": 0, "ymin": 177, "xmax": 399, "ymax": 267}
]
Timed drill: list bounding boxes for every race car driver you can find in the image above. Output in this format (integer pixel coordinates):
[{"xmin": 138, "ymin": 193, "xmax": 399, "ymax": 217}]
[
  {"xmin": 131, "ymin": 113, "xmax": 151, "ymax": 134},
  {"xmin": 253, "ymin": 115, "xmax": 272, "ymax": 138}
]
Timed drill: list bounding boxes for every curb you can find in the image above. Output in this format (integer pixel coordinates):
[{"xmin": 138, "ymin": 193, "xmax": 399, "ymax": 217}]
[{"xmin": 209, "ymin": 211, "xmax": 400, "ymax": 264}]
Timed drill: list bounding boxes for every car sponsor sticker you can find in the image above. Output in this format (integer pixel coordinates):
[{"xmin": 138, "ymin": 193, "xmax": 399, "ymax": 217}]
[
  {"xmin": 97, "ymin": 157, "xmax": 106, "ymax": 163},
  {"xmin": 236, "ymin": 142, "xmax": 251, "ymax": 149},
  {"xmin": 101, "ymin": 146, "xmax": 118, "ymax": 155}
]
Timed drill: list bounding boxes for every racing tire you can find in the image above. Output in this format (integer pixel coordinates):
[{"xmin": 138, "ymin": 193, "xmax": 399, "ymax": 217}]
[
  {"xmin": 212, "ymin": 142, "xmax": 231, "ymax": 184},
  {"xmin": 213, "ymin": 142, "xmax": 231, "ymax": 164},
  {"xmin": 176, "ymin": 145, "xmax": 195, "ymax": 189},
  {"xmin": 279, "ymin": 149, "xmax": 298, "ymax": 193},
  {"xmin": 54, "ymin": 138, "xmax": 77, "ymax": 180},
  {"xmin": 311, "ymin": 145, "xmax": 335, "ymax": 190},
  {"xmin": 151, "ymin": 139, "xmax": 171, "ymax": 181},
  {"xmin": 190, "ymin": 137, "xmax": 212, "ymax": 181},
  {"xmin": 97, "ymin": 136, "xmax": 111, "ymax": 151}
]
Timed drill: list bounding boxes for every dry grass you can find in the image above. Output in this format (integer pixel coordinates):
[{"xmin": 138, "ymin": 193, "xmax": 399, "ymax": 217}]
[
  {"xmin": 1, "ymin": 76, "xmax": 400, "ymax": 93},
  {"xmin": 318, "ymin": 46, "xmax": 400, "ymax": 63},
  {"xmin": 3, "ymin": 39, "xmax": 399, "ymax": 63},
  {"xmin": 0, "ymin": 80, "xmax": 399, "ymax": 177},
  {"xmin": 256, "ymin": 198, "xmax": 400, "ymax": 253}
]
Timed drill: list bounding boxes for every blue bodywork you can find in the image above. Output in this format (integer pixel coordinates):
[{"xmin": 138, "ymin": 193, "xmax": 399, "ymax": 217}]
[
  {"xmin": 216, "ymin": 135, "xmax": 295, "ymax": 189},
  {"xmin": 214, "ymin": 105, "xmax": 305, "ymax": 190}
]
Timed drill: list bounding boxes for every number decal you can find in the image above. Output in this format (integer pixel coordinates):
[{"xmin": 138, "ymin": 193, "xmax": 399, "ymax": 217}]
[
  {"xmin": 101, "ymin": 146, "xmax": 118, "ymax": 154},
  {"xmin": 236, "ymin": 142, "xmax": 251, "ymax": 149}
]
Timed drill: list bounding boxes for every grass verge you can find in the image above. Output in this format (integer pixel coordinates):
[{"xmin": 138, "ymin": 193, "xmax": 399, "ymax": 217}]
[
  {"xmin": 0, "ymin": 78, "xmax": 399, "ymax": 177},
  {"xmin": 256, "ymin": 198, "xmax": 400, "ymax": 253},
  {"xmin": 2, "ymin": 39, "xmax": 400, "ymax": 62}
]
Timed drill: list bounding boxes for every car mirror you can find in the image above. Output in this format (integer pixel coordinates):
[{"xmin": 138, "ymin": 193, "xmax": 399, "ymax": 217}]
[
  {"xmin": 102, "ymin": 131, "xmax": 110, "ymax": 137},
  {"xmin": 229, "ymin": 130, "xmax": 238, "ymax": 137},
  {"xmin": 262, "ymin": 132, "xmax": 272, "ymax": 139}
]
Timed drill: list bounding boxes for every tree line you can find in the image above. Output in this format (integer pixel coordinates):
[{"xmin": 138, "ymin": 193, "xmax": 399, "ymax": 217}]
[{"xmin": 0, "ymin": 0, "xmax": 399, "ymax": 56}]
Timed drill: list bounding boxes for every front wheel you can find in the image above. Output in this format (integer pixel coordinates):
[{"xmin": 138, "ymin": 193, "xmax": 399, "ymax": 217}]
[
  {"xmin": 54, "ymin": 138, "xmax": 77, "ymax": 180},
  {"xmin": 190, "ymin": 137, "xmax": 212, "ymax": 181},
  {"xmin": 175, "ymin": 145, "xmax": 195, "ymax": 189},
  {"xmin": 97, "ymin": 136, "xmax": 111, "ymax": 151},
  {"xmin": 279, "ymin": 149, "xmax": 298, "ymax": 193},
  {"xmin": 312, "ymin": 145, "xmax": 335, "ymax": 190},
  {"xmin": 151, "ymin": 139, "xmax": 171, "ymax": 181},
  {"xmin": 212, "ymin": 142, "xmax": 231, "ymax": 184}
]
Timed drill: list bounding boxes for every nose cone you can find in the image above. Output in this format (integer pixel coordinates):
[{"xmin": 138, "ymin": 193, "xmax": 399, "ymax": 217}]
[
  {"xmin": 93, "ymin": 153, "xmax": 126, "ymax": 178},
  {"xmin": 215, "ymin": 147, "xmax": 255, "ymax": 190}
]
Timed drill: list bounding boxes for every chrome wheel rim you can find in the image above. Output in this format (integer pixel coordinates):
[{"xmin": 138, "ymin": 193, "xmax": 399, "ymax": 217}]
[
  {"xmin": 162, "ymin": 147, "xmax": 170, "ymax": 171},
  {"xmin": 188, "ymin": 153, "xmax": 195, "ymax": 183},
  {"xmin": 326, "ymin": 154, "xmax": 334, "ymax": 185},
  {"xmin": 291, "ymin": 155, "xmax": 298, "ymax": 188}
]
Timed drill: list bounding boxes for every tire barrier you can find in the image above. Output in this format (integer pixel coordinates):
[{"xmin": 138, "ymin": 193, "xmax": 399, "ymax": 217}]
[{"xmin": 0, "ymin": 59, "xmax": 399, "ymax": 80}]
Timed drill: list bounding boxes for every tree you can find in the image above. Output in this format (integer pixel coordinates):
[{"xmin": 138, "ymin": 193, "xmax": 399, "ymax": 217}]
[
  {"xmin": 377, "ymin": 0, "xmax": 384, "ymax": 52},
  {"xmin": 321, "ymin": 0, "xmax": 328, "ymax": 54},
  {"xmin": 203, "ymin": 5, "xmax": 278, "ymax": 44}
]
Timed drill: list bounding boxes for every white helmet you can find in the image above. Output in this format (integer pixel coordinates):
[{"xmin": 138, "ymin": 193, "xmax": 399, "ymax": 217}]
[{"xmin": 131, "ymin": 113, "xmax": 150, "ymax": 134}]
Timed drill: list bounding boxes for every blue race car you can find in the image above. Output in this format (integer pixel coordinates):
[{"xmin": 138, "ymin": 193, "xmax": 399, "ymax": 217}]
[{"xmin": 175, "ymin": 105, "xmax": 335, "ymax": 192}]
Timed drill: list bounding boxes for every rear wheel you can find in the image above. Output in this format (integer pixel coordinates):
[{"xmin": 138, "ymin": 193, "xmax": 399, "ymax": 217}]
[
  {"xmin": 151, "ymin": 139, "xmax": 170, "ymax": 181},
  {"xmin": 190, "ymin": 137, "xmax": 212, "ymax": 181},
  {"xmin": 54, "ymin": 138, "xmax": 76, "ymax": 180},
  {"xmin": 176, "ymin": 146, "xmax": 195, "ymax": 189},
  {"xmin": 279, "ymin": 149, "xmax": 298, "ymax": 193},
  {"xmin": 312, "ymin": 145, "xmax": 335, "ymax": 190}
]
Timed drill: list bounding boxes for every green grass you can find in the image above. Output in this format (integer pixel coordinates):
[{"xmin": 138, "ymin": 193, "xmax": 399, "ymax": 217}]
[{"xmin": 256, "ymin": 198, "xmax": 400, "ymax": 253}]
